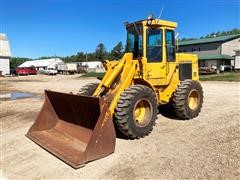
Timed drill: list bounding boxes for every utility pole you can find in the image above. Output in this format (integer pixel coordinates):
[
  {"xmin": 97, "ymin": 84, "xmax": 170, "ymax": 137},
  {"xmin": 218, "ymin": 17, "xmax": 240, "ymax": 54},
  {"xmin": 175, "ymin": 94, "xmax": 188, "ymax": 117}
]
[{"xmin": 85, "ymin": 52, "xmax": 88, "ymax": 72}]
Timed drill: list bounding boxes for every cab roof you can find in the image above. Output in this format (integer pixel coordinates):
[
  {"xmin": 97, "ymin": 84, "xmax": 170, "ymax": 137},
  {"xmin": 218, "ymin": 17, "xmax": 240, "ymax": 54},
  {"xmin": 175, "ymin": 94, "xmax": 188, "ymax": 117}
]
[{"xmin": 127, "ymin": 19, "xmax": 177, "ymax": 28}]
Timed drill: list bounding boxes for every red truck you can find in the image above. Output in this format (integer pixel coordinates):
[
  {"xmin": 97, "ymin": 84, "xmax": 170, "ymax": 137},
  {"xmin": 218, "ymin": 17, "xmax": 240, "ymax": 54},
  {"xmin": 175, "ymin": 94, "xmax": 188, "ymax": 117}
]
[{"xmin": 16, "ymin": 67, "xmax": 37, "ymax": 75}]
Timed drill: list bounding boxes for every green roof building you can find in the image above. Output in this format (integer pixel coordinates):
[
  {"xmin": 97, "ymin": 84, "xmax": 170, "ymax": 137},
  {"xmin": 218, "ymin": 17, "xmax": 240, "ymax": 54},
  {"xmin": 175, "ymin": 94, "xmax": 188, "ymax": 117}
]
[{"xmin": 178, "ymin": 34, "xmax": 240, "ymax": 69}]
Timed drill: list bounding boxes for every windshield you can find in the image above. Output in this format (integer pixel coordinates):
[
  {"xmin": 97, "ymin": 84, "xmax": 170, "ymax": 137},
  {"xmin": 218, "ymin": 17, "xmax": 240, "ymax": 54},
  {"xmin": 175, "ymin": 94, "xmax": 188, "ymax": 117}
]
[{"xmin": 126, "ymin": 24, "xmax": 143, "ymax": 59}]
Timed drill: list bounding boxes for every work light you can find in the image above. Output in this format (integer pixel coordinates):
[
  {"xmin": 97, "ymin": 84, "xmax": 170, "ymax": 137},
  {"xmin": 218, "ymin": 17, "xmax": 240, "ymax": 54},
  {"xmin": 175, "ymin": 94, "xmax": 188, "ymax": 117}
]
[{"xmin": 147, "ymin": 14, "xmax": 153, "ymax": 25}]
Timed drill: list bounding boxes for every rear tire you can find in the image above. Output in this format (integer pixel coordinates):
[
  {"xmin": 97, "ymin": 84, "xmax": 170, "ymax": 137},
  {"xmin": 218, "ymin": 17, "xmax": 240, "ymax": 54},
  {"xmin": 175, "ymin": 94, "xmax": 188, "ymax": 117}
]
[
  {"xmin": 173, "ymin": 80, "xmax": 203, "ymax": 120},
  {"xmin": 114, "ymin": 85, "xmax": 158, "ymax": 139},
  {"xmin": 78, "ymin": 83, "xmax": 99, "ymax": 96}
]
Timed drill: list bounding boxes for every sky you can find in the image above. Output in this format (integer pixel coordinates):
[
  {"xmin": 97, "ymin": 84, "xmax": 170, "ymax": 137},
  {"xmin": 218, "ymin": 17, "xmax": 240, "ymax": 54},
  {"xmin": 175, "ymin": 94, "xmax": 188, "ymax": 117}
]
[{"xmin": 1, "ymin": 0, "xmax": 239, "ymax": 58}]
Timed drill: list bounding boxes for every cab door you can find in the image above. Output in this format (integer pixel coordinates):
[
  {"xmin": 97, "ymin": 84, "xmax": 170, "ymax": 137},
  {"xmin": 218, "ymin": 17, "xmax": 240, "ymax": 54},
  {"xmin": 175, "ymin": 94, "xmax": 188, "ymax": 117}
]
[
  {"xmin": 146, "ymin": 28, "xmax": 167, "ymax": 81},
  {"xmin": 165, "ymin": 29, "xmax": 176, "ymax": 74}
]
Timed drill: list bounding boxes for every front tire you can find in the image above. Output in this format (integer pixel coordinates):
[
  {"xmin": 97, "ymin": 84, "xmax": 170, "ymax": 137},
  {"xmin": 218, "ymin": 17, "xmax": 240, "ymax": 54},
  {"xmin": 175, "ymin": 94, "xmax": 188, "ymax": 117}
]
[
  {"xmin": 114, "ymin": 85, "xmax": 158, "ymax": 139},
  {"xmin": 173, "ymin": 80, "xmax": 203, "ymax": 120},
  {"xmin": 78, "ymin": 83, "xmax": 99, "ymax": 96}
]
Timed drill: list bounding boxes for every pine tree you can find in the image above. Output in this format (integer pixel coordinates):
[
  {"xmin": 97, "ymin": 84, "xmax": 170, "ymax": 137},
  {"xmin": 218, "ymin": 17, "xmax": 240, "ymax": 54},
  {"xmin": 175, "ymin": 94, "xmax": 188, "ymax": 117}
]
[
  {"xmin": 95, "ymin": 43, "xmax": 107, "ymax": 62},
  {"xmin": 110, "ymin": 42, "xmax": 123, "ymax": 60}
]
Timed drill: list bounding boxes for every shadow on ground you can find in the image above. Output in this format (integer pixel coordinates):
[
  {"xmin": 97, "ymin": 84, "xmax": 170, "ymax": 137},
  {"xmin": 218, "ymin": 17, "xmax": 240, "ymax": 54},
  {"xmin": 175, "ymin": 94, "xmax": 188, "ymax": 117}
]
[
  {"xmin": 158, "ymin": 104, "xmax": 182, "ymax": 120},
  {"xmin": 114, "ymin": 104, "xmax": 183, "ymax": 140}
]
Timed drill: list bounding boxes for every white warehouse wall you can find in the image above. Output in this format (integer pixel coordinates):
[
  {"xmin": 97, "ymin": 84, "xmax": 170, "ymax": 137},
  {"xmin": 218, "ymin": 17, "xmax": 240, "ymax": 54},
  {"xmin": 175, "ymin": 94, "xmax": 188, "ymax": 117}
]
[
  {"xmin": 0, "ymin": 58, "xmax": 10, "ymax": 75},
  {"xmin": 0, "ymin": 33, "xmax": 11, "ymax": 75},
  {"xmin": 221, "ymin": 38, "xmax": 240, "ymax": 56},
  {"xmin": 235, "ymin": 50, "xmax": 240, "ymax": 70}
]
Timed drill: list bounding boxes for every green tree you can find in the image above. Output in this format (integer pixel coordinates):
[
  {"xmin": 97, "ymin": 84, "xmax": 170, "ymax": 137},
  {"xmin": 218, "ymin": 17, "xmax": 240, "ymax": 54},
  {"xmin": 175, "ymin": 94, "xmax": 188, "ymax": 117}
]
[
  {"xmin": 95, "ymin": 43, "xmax": 107, "ymax": 62},
  {"xmin": 230, "ymin": 28, "xmax": 240, "ymax": 35},
  {"xmin": 76, "ymin": 52, "xmax": 86, "ymax": 62},
  {"xmin": 210, "ymin": 32, "xmax": 215, "ymax": 37},
  {"xmin": 215, "ymin": 31, "xmax": 221, "ymax": 36},
  {"xmin": 10, "ymin": 57, "xmax": 31, "ymax": 69},
  {"xmin": 87, "ymin": 53, "xmax": 95, "ymax": 61},
  {"xmin": 110, "ymin": 41, "xmax": 123, "ymax": 60},
  {"xmin": 203, "ymin": 28, "xmax": 240, "ymax": 39}
]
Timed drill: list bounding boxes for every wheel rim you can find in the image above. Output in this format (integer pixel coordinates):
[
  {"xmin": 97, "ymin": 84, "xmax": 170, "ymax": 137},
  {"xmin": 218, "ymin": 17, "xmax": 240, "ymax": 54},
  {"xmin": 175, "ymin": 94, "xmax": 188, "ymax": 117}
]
[
  {"xmin": 133, "ymin": 98, "xmax": 152, "ymax": 127},
  {"xmin": 188, "ymin": 89, "xmax": 200, "ymax": 110}
]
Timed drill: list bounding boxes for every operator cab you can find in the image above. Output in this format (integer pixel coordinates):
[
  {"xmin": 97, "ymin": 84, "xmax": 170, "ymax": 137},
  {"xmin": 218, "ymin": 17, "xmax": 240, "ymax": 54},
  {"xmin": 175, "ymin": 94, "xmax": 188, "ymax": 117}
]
[{"xmin": 126, "ymin": 15, "xmax": 177, "ymax": 62}]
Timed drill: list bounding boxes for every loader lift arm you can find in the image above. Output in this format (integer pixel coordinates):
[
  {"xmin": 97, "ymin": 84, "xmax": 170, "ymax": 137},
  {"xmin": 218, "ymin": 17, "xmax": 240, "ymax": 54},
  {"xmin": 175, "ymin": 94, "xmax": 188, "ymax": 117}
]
[{"xmin": 93, "ymin": 53, "xmax": 137, "ymax": 113}]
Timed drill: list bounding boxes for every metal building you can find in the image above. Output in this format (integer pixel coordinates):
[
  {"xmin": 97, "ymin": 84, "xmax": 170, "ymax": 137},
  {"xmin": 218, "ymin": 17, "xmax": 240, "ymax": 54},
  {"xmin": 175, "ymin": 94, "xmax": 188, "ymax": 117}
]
[
  {"xmin": 0, "ymin": 33, "xmax": 11, "ymax": 75},
  {"xmin": 18, "ymin": 58, "xmax": 63, "ymax": 70},
  {"xmin": 178, "ymin": 34, "xmax": 240, "ymax": 69}
]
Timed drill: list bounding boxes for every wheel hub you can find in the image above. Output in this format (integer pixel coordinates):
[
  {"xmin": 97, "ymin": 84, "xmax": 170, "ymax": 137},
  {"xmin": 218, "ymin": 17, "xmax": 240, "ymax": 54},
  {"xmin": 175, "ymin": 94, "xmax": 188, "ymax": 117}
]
[
  {"xmin": 133, "ymin": 99, "xmax": 152, "ymax": 127},
  {"xmin": 188, "ymin": 89, "xmax": 200, "ymax": 110}
]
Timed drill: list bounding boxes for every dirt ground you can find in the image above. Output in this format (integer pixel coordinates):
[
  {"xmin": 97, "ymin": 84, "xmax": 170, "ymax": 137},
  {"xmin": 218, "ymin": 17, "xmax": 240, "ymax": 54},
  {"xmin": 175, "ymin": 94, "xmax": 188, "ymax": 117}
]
[{"xmin": 1, "ymin": 74, "xmax": 239, "ymax": 179}]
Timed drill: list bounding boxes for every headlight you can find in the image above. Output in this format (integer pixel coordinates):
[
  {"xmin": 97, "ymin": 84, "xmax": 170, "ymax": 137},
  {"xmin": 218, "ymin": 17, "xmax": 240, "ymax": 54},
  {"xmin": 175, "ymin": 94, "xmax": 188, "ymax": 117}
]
[{"xmin": 147, "ymin": 14, "xmax": 153, "ymax": 25}]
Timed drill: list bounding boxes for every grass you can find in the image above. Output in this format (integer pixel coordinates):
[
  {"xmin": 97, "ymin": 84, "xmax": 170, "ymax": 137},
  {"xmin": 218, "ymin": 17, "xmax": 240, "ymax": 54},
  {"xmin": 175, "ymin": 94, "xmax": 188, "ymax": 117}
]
[
  {"xmin": 81, "ymin": 72, "xmax": 105, "ymax": 78},
  {"xmin": 82, "ymin": 71, "xmax": 240, "ymax": 82},
  {"xmin": 200, "ymin": 72, "xmax": 240, "ymax": 82}
]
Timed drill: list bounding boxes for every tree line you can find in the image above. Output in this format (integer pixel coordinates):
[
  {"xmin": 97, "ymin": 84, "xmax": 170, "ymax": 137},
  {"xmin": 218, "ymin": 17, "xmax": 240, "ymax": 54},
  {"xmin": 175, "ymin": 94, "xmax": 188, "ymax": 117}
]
[
  {"xmin": 10, "ymin": 42, "xmax": 123, "ymax": 69},
  {"xmin": 61, "ymin": 41, "xmax": 124, "ymax": 63},
  {"xmin": 179, "ymin": 28, "xmax": 240, "ymax": 41}
]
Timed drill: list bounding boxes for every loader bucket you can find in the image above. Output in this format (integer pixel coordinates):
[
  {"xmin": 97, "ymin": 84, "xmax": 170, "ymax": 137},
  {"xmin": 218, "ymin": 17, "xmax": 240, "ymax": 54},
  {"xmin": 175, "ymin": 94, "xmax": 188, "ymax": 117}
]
[{"xmin": 26, "ymin": 90, "xmax": 116, "ymax": 168}]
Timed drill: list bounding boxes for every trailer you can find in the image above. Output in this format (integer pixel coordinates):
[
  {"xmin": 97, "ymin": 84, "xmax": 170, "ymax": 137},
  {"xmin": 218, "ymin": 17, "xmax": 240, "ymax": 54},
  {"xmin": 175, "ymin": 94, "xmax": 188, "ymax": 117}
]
[{"xmin": 57, "ymin": 62, "xmax": 77, "ymax": 75}]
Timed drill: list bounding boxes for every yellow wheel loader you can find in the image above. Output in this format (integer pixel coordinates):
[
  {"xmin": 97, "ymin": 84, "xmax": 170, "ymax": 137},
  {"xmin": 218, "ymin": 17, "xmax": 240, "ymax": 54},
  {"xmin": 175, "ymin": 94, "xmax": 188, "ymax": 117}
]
[{"xmin": 26, "ymin": 16, "xmax": 203, "ymax": 168}]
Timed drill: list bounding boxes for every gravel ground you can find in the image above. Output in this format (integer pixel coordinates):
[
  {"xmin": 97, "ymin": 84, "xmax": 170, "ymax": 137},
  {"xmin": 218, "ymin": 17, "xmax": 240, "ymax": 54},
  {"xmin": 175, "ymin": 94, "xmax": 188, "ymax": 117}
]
[{"xmin": 1, "ymin": 74, "xmax": 239, "ymax": 179}]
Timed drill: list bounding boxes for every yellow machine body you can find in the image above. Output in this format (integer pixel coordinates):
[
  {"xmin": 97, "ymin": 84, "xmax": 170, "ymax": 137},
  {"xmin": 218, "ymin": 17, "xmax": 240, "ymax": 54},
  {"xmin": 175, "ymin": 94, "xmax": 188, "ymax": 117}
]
[
  {"xmin": 27, "ymin": 18, "xmax": 200, "ymax": 168},
  {"xmin": 94, "ymin": 19, "xmax": 199, "ymax": 114}
]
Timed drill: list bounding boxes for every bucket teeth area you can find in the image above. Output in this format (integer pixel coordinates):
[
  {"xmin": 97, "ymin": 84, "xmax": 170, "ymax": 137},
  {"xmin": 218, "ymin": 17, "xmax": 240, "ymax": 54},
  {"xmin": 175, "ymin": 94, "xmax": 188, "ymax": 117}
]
[
  {"xmin": 27, "ymin": 128, "xmax": 89, "ymax": 165},
  {"xmin": 26, "ymin": 90, "xmax": 116, "ymax": 168}
]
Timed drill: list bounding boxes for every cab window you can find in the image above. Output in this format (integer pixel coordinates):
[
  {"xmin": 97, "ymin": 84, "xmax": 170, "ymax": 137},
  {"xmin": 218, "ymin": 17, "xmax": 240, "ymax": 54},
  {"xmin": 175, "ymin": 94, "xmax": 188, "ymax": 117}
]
[
  {"xmin": 166, "ymin": 30, "xmax": 176, "ymax": 62},
  {"xmin": 147, "ymin": 29, "xmax": 162, "ymax": 62},
  {"xmin": 126, "ymin": 25, "xmax": 143, "ymax": 58}
]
